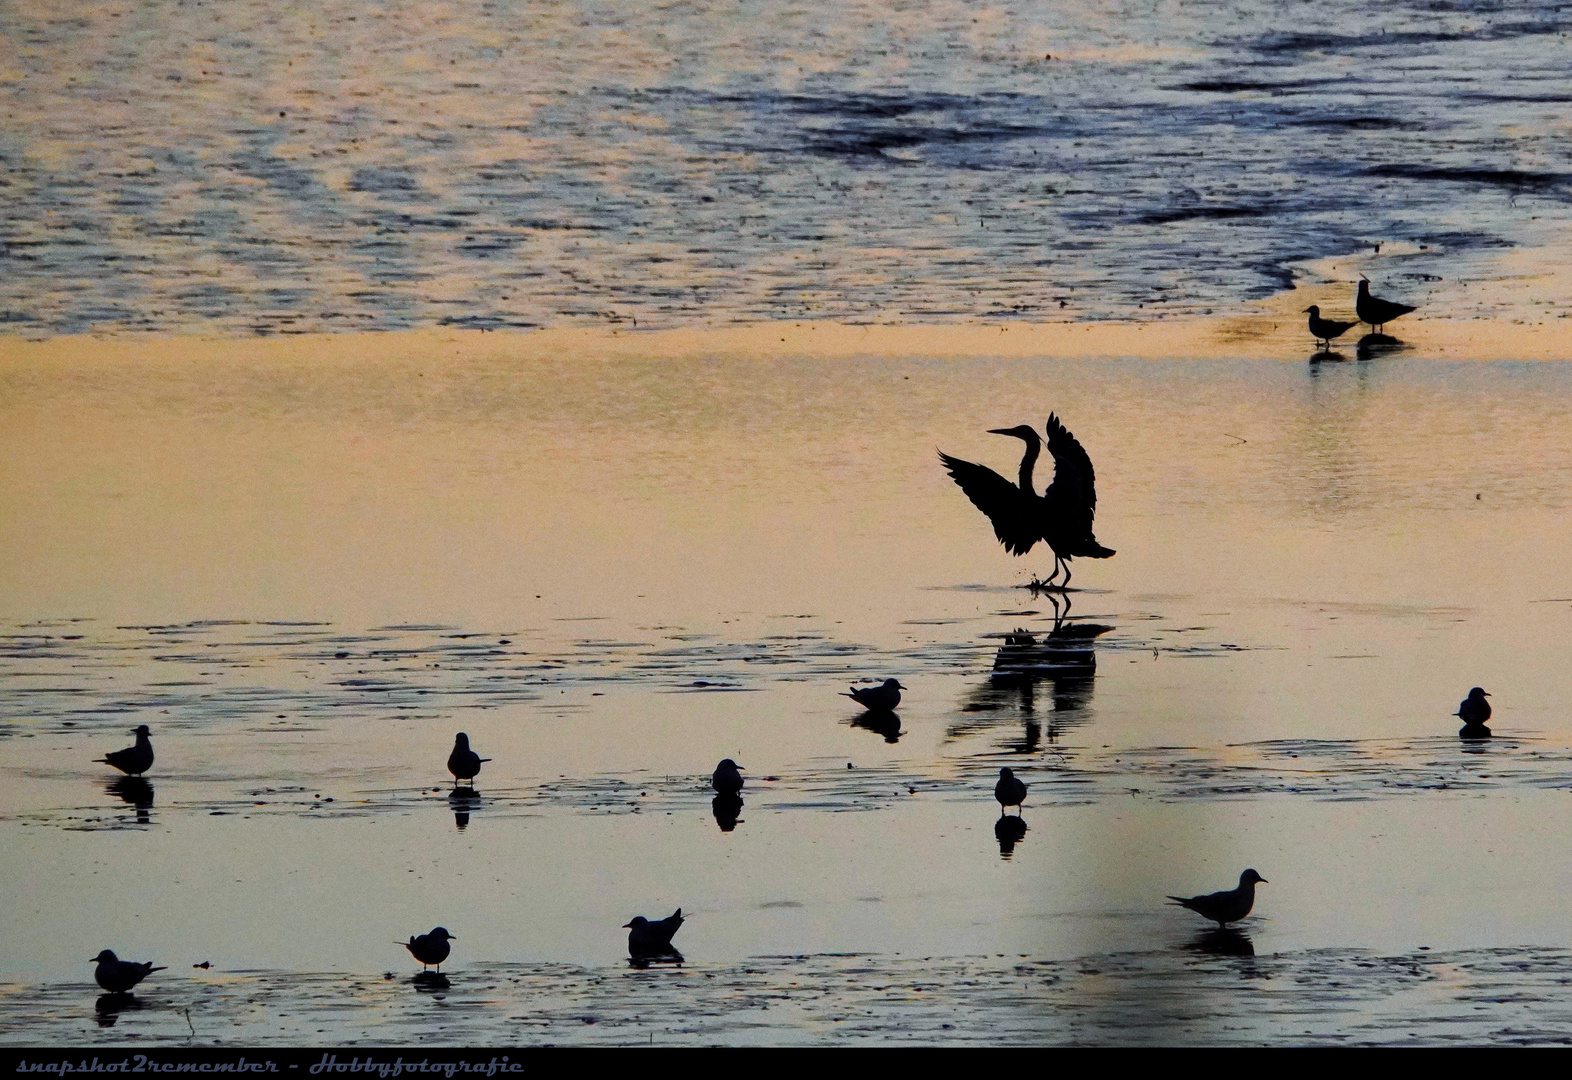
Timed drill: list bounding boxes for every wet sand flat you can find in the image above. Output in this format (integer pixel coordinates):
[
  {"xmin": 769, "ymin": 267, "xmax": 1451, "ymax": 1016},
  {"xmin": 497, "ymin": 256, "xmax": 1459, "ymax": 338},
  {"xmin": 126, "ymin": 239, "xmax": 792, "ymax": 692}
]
[{"xmin": 3, "ymin": 341, "xmax": 1572, "ymax": 1044}]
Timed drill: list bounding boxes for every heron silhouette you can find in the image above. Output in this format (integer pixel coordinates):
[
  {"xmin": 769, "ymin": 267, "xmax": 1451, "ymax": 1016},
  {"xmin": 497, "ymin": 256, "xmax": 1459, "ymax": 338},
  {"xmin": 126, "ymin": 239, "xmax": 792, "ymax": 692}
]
[{"xmin": 939, "ymin": 414, "xmax": 1114, "ymax": 589}]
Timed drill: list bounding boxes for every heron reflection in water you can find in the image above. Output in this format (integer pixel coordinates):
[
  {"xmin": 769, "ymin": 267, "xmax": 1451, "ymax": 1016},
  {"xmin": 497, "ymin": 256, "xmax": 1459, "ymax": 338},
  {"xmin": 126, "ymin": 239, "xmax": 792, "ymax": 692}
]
[
  {"xmin": 951, "ymin": 614, "xmax": 1111, "ymax": 751},
  {"xmin": 940, "ymin": 414, "xmax": 1115, "ymax": 591}
]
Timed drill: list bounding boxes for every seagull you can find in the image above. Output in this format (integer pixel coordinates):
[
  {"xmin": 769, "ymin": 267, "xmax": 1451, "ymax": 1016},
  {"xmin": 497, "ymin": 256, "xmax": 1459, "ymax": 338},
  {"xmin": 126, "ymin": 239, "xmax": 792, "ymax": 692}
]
[
  {"xmin": 91, "ymin": 950, "xmax": 166, "ymax": 994},
  {"xmin": 401, "ymin": 927, "xmax": 455, "ymax": 972},
  {"xmin": 624, "ymin": 909, "xmax": 685, "ymax": 955},
  {"xmin": 1168, "ymin": 869, "xmax": 1266, "ymax": 927},
  {"xmin": 842, "ymin": 678, "xmax": 905, "ymax": 712},
  {"xmin": 1456, "ymin": 686, "xmax": 1492, "ymax": 737},
  {"xmin": 940, "ymin": 414, "xmax": 1114, "ymax": 590},
  {"xmin": 1303, "ymin": 305, "xmax": 1358, "ymax": 348},
  {"xmin": 447, "ymin": 733, "xmax": 490, "ymax": 787},
  {"xmin": 1456, "ymin": 687, "xmax": 1491, "ymax": 725},
  {"xmin": 712, "ymin": 758, "xmax": 744, "ymax": 794},
  {"xmin": 96, "ymin": 725, "xmax": 154, "ymax": 776},
  {"xmin": 995, "ymin": 767, "xmax": 1027, "ymax": 813},
  {"xmin": 1356, "ymin": 277, "xmax": 1416, "ymax": 332}
]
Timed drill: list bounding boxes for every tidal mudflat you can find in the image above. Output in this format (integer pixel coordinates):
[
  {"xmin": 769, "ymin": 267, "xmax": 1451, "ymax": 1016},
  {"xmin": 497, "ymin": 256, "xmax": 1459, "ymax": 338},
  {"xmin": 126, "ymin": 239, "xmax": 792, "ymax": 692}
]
[{"xmin": 3, "ymin": 343, "xmax": 1572, "ymax": 1044}]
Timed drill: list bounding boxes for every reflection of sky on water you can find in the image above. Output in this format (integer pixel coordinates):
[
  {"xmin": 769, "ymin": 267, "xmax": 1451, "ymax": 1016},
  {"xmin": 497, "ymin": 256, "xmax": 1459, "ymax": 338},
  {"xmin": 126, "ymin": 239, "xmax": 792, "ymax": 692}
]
[{"xmin": 2, "ymin": 0, "xmax": 1570, "ymax": 333}]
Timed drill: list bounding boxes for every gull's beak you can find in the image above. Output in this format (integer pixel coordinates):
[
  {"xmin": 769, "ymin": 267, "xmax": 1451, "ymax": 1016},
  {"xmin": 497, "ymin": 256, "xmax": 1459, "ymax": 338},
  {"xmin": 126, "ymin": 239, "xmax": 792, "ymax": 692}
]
[
  {"xmin": 1359, "ymin": 273, "xmax": 1369, "ymax": 281},
  {"xmin": 622, "ymin": 922, "xmax": 634, "ymax": 928},
  {"xmin": 1302, "ymin": 306, "xmax": 1312, "ymax": 312},
  {"xmin": 1483, "ymin": 692, "xmax": 1491, "ymax": 697},
  {"xmin": 1259, "ymin": 877, "xmax": 1269, "ymax": 884}
]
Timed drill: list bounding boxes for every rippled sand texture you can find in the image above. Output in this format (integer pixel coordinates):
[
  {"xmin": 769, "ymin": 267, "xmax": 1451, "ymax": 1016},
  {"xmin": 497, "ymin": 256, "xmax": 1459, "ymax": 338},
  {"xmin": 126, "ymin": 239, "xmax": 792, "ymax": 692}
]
[{"xmin": 3, "ymin": 0, "xmax": 1570, "ymax": 335}]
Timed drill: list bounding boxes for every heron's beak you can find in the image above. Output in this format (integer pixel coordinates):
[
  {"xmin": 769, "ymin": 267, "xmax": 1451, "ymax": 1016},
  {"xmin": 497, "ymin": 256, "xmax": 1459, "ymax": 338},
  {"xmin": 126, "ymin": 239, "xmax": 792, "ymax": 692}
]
[{"xmin": 986, "ymin": 427, "xmax": 1013, "ymax": 435}]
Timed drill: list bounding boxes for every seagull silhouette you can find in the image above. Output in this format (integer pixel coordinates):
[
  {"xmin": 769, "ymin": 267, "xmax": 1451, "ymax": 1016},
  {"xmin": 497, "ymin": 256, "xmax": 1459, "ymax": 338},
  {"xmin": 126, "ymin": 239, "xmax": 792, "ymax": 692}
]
[
  {"xmin": 401, "ymin": 927, "xmax": 455, "ymax": 972},
  {"xmin": 995, "ymin": 767, "xmax": 1027, "ymax": 813},
  {"xmin": 624, "ymin": 909, "xmax": 685, "ymax": 955},
  {"xmin": 447, "ymin": 733, "xmax": 490, "ymax": 787},
  {"xmin": 96, "ymin": 725, "xmax": 154, "ymax": 777},
  {"xmin": 940, "ymin": 414, "xmax": 1114, "ymax": 589},
  {"xmin": 712, "ymin": 758, "xmax": 744, "ymax": 794},
  {"xmin": 1456, "ymin": 686, "xmax": 1492, "ymax": 737},
  {"xmin": 1456, "ymin": 686, "xmax": 1491, "ymax": 725},
  {"xmin": 843, "ymin": 678, "xmax": 905, "ymax": 712},
  {"xmin": 1304, "ymin": 305, "xmax": 1358, "ymax": 348},
  {"xmin": 1356, "ymin": 277, "xmax": 1416, "ymax": 332},
  {"xmin": 1168, "ymin": 869, "xmax": 1266, "ymax": 927},
  {"xmin": 91, "ymin": 950, "xmax": 166, "ymax": 994}
]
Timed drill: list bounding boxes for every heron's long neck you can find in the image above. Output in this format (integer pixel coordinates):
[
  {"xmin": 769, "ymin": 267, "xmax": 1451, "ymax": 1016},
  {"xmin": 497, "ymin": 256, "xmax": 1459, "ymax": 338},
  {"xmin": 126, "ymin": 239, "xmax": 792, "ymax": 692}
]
[{"xmin": 1016, "ymin": 438, "xmax": 1041, "ymax": 493}]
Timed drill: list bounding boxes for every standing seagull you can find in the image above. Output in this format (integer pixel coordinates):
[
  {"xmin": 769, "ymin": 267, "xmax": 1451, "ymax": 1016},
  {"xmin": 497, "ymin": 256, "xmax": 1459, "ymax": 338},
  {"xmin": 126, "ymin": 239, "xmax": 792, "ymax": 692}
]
[
  {"xmin": 843, "ymin": 678, "xmax": 905, "ymax": 712},
  {"xmin": 96, "ymin": 725, "xmax": 154, "ymax": 777},
  {"xmin": 1168, "ymin": 869, "xmax": 1267, "ymax": 928},
  {"xmin": 1355, "ymin": 277, "xmax": 1416, "ymax": 333},
  {"xmin": 91, "ymin": 950, "xmax": 165, "ymax": 994},
  {"xmin": 624, "ymin": 909, "xmax": 685, "ymax": 956},
  {"xmin": 940, "ymin": 414, "xmax": 1114, "ymax": 589},
  {"xmin": 1304, "ymin": 305, "xmax": 1358, "ymax": 349},
  {"xmin": 712, "ymin": 758, "xmax": 744, "ymax": 795},
  {"xmin": 401, "ymin": 927, "xmax": 455, "ymax": 972},
  {"xmin": 995, "ymin": 767, "xmax": 1027, "ymax": 813},
  {"xmin": 1456, "ymin": 686, "xmax": 1492, "ymax": 737},
  {"xmin": 447, "ymin": 733, "xmax": 490, "ymax": 787}
]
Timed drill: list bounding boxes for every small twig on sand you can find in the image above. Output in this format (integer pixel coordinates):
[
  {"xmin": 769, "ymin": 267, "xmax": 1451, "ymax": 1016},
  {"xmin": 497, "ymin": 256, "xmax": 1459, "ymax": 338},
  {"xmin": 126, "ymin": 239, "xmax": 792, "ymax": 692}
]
[
  {"xmin": 1223, "ymin": 433, "xmax": 1247, "ymax": 445},
  {"xmin": 186, "ymin": 1006, "xmax": 196, "ymax": 1038}
]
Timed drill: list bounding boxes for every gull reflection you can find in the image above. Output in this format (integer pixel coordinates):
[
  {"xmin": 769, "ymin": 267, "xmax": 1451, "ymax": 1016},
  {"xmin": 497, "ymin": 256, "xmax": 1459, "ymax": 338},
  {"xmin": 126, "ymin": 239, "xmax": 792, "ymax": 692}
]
[
  {"xmin": 994, "ymin": 813, "xmax": 1028, "ymax": 858},
  {"xmin": 448, "ymin": 788, "xmax": 480, "ymax": 830},
  {"xmin": 412, "ymin": 972, "xmax": 451, "ymax": 991},
  {"xmin": 848, "ymin": 710, "xmax": 903, "ymax": 743},
  {"xmin": 1355, "ymin": 332, "xmax": 1408, "ymax": 359},
  {"xmin": 711, "ymin": 793, "xmax": 743, "ymax": 832},
  {"xmin": 1308, "ymin": 348, "xmax": 1349, "ymax": 366},
  {"xmin": 106, "ymin": 776, "xmax": 154, "ymax": 825},
  {"xmin": 1184, "ymin": 927, "xmax": 1255, "ymax": 957},
  {"xmin": 94, "ymin": 992, "xmax": 142, "ymax": 1027},
  {"xmin": 951, "ymin": 618, "xmax": 1110, "ymax": 750}
]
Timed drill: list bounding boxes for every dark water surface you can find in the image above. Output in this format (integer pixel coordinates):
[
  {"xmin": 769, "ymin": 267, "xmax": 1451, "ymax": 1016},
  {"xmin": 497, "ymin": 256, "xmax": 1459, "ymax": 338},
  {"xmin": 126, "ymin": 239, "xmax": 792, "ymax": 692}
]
[{"xmin": 3, "ymin": 0, "xmax": 1570, "ymax": 334}]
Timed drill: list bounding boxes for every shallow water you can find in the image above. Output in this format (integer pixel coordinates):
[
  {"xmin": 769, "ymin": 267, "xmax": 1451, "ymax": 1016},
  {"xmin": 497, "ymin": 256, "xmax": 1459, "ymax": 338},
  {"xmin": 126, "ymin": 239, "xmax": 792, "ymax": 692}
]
[
  {"xmin": 3, "ymin": 0, "xmax": 1571, "ymax": 335},
  {"xmin": 2, "ymin": 347, "xmax": 1572, "ymax": 1043}
]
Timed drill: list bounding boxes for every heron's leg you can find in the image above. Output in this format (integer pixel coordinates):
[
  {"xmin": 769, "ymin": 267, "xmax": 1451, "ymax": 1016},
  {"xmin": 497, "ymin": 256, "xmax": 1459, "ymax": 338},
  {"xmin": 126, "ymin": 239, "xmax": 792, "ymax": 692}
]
[
  {"xmin": 1061, "ymin": 561, "xmax": 1073, "ymax": 591},
  {"xmin": 1039, "ymin": 558, "xmax": 1059, "ymax": 589}
]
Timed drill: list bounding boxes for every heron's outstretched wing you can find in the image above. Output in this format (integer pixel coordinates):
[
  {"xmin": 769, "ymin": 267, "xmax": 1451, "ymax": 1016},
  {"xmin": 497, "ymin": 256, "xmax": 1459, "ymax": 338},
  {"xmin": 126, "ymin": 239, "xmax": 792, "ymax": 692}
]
[
  {"xmin": 1043, "ymin": 413, "xmax": 1097, "ymax": 529},
  {"xmin": 938, "ymin": 451, "xmax": 1040, "ymax": 556}
]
